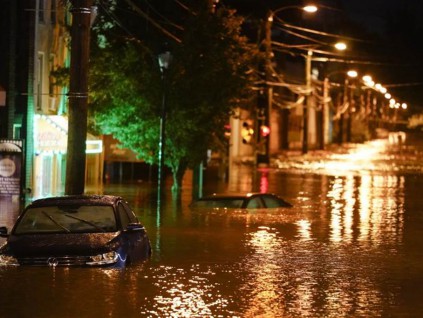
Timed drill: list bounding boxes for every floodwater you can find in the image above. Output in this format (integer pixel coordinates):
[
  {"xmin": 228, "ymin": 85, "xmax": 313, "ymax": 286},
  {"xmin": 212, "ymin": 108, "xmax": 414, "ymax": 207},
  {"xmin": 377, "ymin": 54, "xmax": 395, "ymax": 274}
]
[{"xmin": 1, "ymin": 132, "xmax": 423, "ymax": 317}]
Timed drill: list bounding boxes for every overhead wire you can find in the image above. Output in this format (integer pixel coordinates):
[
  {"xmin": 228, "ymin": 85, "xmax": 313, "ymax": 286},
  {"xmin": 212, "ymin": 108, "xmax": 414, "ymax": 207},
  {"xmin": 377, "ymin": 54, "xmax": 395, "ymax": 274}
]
[{"xmin": 123, "ymin": 0, "xmax": 182, "ymax": 43}]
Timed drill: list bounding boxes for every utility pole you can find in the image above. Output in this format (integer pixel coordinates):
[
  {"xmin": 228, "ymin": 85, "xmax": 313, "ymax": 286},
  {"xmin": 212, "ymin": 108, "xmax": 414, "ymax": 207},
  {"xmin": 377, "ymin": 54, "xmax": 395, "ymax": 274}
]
[
  {"xmin": 65, "ymin": 0, "xmax": 93, "ymax": 195},
  {"xmin": 302, "ymin": 50, "xmax": 312, "ymax": 154},
  {"xmin": 256, "ymin": 11, "xmax": 272, "ymax": 165},
  {"xmin": 321, "ymin": 77, "xmax": 330, "ymax": 147},
  {"xmin": 338, "ymin": 78, "xmax": 349, "ymax": 144}
]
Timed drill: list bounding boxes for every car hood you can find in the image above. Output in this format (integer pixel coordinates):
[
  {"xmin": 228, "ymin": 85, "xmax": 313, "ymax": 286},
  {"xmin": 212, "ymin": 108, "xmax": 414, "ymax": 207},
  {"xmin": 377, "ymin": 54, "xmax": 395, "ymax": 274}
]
[{"xmin": 4, "ymin": 232, "xmax": 120, "ymax": 257}]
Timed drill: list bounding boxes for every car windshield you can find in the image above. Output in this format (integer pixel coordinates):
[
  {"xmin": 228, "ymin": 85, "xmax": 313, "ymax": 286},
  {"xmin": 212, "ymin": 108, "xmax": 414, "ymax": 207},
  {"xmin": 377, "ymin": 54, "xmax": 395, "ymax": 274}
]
[
  {"xmin": 191, "ymin": 199, "xmax": 245, "ymax": 209},
  {"xmin": 13, "ymin": 205, "xmax": 117, "ymax": 234}
]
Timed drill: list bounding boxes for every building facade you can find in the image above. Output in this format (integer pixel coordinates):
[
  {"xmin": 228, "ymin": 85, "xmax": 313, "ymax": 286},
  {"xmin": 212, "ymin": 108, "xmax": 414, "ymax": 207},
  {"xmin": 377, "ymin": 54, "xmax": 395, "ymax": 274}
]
[{"xmin": 0, "ymin": 0, "xmax": 102, "ymax": 201}]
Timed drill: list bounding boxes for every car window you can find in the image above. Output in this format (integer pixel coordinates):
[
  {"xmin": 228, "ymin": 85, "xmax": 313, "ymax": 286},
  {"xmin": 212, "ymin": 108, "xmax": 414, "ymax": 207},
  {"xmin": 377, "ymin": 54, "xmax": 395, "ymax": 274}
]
[
  {"xmin": 14, "ymin": 205, "xmax": 117, "ymax": 234},
  {"xmin": 262, "ymin": 196, "xmax": 283, "ymax": 208},
  {"xmin": 192, "ymin": 199, "xmax": 244, "ymax": 208},
  {"xmin": 121, "ymin": 202, "xmax": 138, "ymax": 223},
  {"xmin": 246, "ymin": 197, "xmax": 264, "ymax": 209},
  {"xmin": 117, "ymin": 203, "xmax": 131, "ymax": 229}
]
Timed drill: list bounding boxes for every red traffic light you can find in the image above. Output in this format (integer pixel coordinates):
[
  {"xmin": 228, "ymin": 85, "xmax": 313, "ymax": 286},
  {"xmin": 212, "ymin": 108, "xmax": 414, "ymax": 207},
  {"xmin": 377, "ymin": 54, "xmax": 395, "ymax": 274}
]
[{"xmin": 260, "ymin": 125, "xmax": 270, "ymax": 137}]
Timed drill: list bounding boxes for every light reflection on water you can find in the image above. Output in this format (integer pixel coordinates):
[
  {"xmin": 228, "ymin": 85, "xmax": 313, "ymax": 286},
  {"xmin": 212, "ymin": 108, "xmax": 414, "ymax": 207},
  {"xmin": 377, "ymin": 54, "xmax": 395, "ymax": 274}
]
[{"xmin": 1, "ymin": 135, "xmax": 423, "ymax": 317}]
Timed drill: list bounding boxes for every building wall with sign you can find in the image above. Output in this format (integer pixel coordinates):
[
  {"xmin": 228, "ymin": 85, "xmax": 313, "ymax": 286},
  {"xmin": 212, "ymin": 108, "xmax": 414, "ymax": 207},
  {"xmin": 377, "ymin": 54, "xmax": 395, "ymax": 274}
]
[{"xmin": 32, "ymin": 114, "xmax": 102, "ymax": 198}]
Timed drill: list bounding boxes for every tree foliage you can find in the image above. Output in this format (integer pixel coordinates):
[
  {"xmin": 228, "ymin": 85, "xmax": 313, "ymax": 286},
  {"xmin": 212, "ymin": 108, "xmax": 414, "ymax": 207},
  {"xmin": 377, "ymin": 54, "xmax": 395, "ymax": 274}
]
[{"xmin": 89, "ymin": 1, "xmax": 260, "ymax": 192}]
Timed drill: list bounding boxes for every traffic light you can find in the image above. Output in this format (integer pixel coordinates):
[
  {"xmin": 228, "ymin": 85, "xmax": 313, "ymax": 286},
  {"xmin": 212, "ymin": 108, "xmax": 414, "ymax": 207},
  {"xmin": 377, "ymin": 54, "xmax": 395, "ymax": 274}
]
[
  {"xmin": 224, "ymin": 124, "xmax": 231, "ymax": 139},
  {"xmin": 241, "ymin": 121, "xmax": 254, "ymax": 144},
  {"xmin": 260, "ymin": 125, "xmax": 270, "ymax": 137}
]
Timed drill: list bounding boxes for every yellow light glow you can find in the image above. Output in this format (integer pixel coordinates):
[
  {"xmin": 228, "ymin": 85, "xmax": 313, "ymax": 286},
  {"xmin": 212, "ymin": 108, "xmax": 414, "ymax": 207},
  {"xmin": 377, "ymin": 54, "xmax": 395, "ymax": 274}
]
[
  {"xmin": 347, "ymin": 70, "xmax": 358, "ymax": 78},
  {"xmin": 334, "ymin": 42, "xmax": 347, "ymax": 51},
  {"xmin": 362, "ymin": 75, "xmax": 372, "ymax": 82},
  {"xmin": 385, "ymin": 93, "xmax": 391, "ymax": 99},
  {"xmin": 402, "ymin": 103, "xmax": 407, "ymax": 109},
  {"xmin": 303, "ymin": 5, "xmax": 318, "ymax": 12}
]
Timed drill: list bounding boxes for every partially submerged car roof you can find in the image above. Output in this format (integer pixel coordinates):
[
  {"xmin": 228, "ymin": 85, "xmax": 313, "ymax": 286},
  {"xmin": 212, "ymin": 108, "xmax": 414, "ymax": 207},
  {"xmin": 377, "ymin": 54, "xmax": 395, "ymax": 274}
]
[
  {"xmin": 28, "ymin": 195, "xmax": 122, "ymax": 207},
  {"xmin": 199, "ymin": 192, "xmax": 271, "ymax": 200}
]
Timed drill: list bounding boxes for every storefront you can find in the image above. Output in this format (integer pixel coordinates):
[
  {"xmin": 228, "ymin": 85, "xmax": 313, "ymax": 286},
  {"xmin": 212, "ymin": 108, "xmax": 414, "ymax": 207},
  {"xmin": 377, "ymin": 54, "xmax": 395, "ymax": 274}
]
[{"xmin": 33, "ymin": 114, "xmax": 103, "ymax": 198}]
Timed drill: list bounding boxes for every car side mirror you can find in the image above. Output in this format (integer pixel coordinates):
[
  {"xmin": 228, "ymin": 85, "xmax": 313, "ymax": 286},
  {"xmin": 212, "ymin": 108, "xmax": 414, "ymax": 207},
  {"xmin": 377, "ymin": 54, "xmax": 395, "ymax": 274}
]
[
  {"xmin": 0, "ymin": 226, "xmax": 9, "ymax": 238},
  {"xmin": 126, "ymin": 223, "xmax": 144, "ymax": 232}
]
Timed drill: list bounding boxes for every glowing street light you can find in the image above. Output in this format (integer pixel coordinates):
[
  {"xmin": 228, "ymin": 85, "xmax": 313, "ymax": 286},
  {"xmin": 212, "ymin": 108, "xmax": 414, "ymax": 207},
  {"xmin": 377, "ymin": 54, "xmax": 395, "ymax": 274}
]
[
  {"xmin": 334, "ymin": 42, "xmax": 347, "ymax": 51},
  {"xmin": 347, "ymin": 70, "xmax": 358, "ymax": 78},
  {"xmin": 303, "ymin": 5, "xmax": 318, "ymax": 13}
]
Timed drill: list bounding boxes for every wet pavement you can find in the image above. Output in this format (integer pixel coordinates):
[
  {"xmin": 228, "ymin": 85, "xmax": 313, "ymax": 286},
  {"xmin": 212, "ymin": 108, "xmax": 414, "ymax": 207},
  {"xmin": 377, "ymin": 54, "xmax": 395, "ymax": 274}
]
[{"xmin": 1, "ymin": 132, "xmax": 423, "ymax": 317}]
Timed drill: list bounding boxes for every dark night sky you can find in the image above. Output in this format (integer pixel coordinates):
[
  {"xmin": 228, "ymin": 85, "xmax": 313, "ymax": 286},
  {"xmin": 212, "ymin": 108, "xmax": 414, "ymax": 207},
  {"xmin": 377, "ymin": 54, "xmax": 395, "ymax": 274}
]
[{"xmin": 223, "ymin": 0, "xmax": 423, "ymax": 110}]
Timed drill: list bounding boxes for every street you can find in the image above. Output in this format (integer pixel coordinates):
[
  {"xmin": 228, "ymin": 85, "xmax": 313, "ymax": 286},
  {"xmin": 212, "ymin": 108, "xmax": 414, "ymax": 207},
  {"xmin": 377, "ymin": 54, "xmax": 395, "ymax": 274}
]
[{"xmin": 1, "ymin": 132, "xmax": 423, "ymax": 317}]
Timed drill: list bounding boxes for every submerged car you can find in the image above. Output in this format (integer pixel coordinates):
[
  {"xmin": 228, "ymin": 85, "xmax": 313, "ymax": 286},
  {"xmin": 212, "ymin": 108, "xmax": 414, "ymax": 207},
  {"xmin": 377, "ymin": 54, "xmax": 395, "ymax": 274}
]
[
  {"xmin": 0, "ymin": 195, "xmax": 151, "ymax": 267},
  {"xmin": 190, "ymin": 192, "xmax": 292, "ymax": 209}
]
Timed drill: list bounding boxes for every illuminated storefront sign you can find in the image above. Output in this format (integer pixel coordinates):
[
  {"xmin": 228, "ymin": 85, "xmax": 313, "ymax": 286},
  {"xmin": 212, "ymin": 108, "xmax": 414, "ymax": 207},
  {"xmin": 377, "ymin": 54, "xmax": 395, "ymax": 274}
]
[
  {"xmin": 34, "ymin": 114, "xmax": 102, "ymax": 154},
  {"xmin": 0, "ymin": 140, "xmax": 22, "ymax": 196}
]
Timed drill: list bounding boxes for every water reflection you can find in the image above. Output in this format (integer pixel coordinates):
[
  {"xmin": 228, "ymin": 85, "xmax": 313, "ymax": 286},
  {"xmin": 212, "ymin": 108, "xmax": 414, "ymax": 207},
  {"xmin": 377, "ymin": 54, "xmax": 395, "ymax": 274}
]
[
  {"xmin": 327, "ymin": 174, "xmax": 405, "ymax": 245},
  {"xmin": 243, "ymin": 226, "xmax": 285, "ymax": 317},
  {"xmin": 1, "ymin": 135, "xmax": 423, "ymax": 317}
]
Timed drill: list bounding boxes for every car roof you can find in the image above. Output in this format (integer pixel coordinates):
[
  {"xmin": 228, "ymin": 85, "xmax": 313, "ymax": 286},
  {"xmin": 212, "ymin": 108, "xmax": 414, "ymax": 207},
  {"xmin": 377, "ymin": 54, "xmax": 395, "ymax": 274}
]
[
  {"xmin": 27, "ymin": 195, "xmax": 123, "ymax": 208},
  {"xmin": 199, "ymin": 192, "xmax": 273, "ymax": 200}
]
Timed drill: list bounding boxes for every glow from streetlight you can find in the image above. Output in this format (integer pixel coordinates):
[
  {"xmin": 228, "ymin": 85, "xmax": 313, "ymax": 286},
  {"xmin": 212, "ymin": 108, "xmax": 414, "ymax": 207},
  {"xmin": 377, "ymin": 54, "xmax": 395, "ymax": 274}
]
[
  {"xmin": 303, "ymin": 5, "xmax": 318, "ymax": 13},
  {"xmin": 390, "ymin": 99, "xmax": 396, "ymax": 105},
  {"xmin": 385, "ymin": 93, "xmax": 391, "ymax": 99},
  {"xmin": 402, "ymin": 103, "xmax": 408, "ymax": 110},
  {"xmin": 334, "ymin": 42, "xmax": 347, "ymax": 51},
  {"xmin": 347, "ymin": 70, "xmax": 358, "ymax": 78},
  {"xmin": 362, "ymin": 75, "xmax": 372, "ymax": 83},
  {"xmin": 365, "ymin": 80, "xmax": 375, "ymax": 88}
]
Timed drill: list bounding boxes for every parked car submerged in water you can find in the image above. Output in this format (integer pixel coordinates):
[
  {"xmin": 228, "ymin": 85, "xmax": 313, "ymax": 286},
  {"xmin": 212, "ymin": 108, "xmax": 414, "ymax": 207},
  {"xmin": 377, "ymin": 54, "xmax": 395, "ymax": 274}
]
[
  {"xmin": 190, "ymin": 192, "xmax": 293, "ymax": 209},
  {"xmin": 0, "ymin": 195, "xmax": 151, "ymax": 268}
]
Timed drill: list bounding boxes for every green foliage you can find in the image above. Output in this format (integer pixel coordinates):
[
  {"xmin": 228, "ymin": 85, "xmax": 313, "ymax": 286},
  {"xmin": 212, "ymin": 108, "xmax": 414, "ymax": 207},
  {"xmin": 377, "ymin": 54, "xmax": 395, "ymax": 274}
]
[{"xmin": 89, "ymin": 1, "xmax": 260, "ymax": 190}]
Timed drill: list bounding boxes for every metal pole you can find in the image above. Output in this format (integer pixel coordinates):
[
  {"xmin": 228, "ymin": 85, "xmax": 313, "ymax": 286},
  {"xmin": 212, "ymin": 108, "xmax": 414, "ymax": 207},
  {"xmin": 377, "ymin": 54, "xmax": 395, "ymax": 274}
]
[
  {"xmin": 157, "ymin": 71, "xmax": 166, "ymax": 198},
  {"xmin": 302, "ymin": 50, "xmax": 312, "ymax": 154}
]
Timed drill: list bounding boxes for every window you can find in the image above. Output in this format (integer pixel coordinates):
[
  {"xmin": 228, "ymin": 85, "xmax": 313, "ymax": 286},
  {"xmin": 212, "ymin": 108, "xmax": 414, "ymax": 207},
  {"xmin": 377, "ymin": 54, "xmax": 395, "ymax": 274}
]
[
  {"xmin": 262, "ymin": 196, "xmax": 282, "ymax": 208},
  {"xmin": 118, "ymin": 203, "xmax": 131, "ymax": 229},
  {"xmin": 246, "ymin": 197, "xmax": 264, "ymax": 209},
  {"xmin": 37, "ymin": 53, "xmax": 44, "ymax": 112},
  {"xmin": 38, "ymin": 0, "xmax": 45, "ymax": 23},
  {"xmin": 51, "ymin": 0, "xmax": 56, "ymax": 24},
  {"xmin": 13, "ymin": 124, "xmax": 22, "ymax": 139},
  {"xmin": 121, "ymin": 202, "xmax": 138, "ymax": 223}
]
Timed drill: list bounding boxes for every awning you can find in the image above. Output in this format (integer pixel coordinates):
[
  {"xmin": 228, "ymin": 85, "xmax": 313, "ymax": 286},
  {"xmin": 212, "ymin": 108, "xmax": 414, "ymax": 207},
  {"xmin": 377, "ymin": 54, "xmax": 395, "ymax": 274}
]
[{"xmin": 34, "ymin": 114, "xmax": 102, "ymax": 154}]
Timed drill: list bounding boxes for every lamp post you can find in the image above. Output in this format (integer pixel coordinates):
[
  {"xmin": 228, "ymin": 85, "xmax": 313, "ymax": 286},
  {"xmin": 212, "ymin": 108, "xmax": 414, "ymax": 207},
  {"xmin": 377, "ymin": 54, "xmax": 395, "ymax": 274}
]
[
  {"xmin": 267, "ymin": 5, "xmax": 318, "ymax": 156},
  {"xmin": 323, "ymin": 69, "xmax": 356, "ymax": 145},
  {"xmin": 303, "ymin": 41, "xmax": 346, "ymax": 153},
  {"xmin": 270, "ymin": 5, "xmax": 346, "ymax": 154},
  {"xmin": 157, "ymin": 50, "xmax": 172, "ymax": 199}
]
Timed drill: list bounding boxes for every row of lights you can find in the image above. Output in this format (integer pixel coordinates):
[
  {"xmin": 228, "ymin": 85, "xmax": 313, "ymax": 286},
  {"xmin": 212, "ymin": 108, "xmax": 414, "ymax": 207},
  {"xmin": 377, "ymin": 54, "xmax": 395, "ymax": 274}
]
[
  {"xmin": 362, "ymin": 75, "xmax": 407, "ymax": 110},
  {"xmin": 275, "ymin": 4, "xmax": 410, "ymax": 113},
  {"xmin": 341, "ymin": 71, "xmax": 407, "ymax": 111}
]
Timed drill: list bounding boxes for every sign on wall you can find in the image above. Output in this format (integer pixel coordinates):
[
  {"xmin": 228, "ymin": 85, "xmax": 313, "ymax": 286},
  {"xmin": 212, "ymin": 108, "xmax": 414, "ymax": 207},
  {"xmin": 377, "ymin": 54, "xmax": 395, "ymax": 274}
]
[{"xmin": 0, "ymin": 140, "xmax": 23, "ymax": 196}]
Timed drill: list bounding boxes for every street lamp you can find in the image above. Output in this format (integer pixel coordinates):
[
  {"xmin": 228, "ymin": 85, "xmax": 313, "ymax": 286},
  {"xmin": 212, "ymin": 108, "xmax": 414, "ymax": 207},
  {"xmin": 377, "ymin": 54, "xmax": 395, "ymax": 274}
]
[
  {"xmin": 304, "ymin": 41, "xmax": 347, "ymax": 153},
  {"xmin": 321, "ymin": 69, "xmax": 356, "ymax": 147},
  {"xmin": 157, "ymin": 50, "xmax": 172, "ymax": 198},
  {"xmin": 266, "ymin": 5, "xmax": 320, "ymax": 156}
]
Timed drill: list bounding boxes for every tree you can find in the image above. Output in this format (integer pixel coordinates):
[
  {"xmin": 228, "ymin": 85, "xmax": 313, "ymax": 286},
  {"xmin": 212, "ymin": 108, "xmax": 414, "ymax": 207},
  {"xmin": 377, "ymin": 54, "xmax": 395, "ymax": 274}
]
[{"xmin": 89, "ymin": 1, "xmax": 260, "ymax": 193}]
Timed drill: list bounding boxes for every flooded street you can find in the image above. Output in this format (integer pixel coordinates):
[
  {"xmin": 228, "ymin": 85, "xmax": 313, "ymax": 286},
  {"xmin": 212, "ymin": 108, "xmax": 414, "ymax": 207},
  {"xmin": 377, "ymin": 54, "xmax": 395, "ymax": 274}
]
[{"xmin": 1, "ymin": 133, "xmax": 423, "ymax": 317}]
